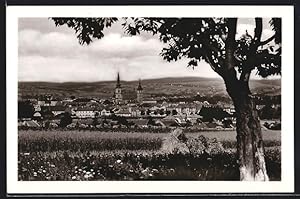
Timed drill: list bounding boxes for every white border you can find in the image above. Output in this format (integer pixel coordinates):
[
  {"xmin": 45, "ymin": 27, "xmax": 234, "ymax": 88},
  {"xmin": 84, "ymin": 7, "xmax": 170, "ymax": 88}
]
[{"xmin": 7, "ymin": 6, "xmax": 294, "ymax": 194}]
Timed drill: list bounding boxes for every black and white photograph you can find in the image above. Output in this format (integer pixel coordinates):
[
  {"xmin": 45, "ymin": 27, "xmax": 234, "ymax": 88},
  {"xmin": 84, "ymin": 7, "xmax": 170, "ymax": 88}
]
[{"xmin": 6, "ymin": 5, "xmax": 294, "ymax": 194}]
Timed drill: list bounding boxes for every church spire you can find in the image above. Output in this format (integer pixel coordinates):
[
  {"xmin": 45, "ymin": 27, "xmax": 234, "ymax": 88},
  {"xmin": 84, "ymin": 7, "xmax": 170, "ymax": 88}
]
[
  {"xmin": 137, "ymin": 79, "xmax": 143, "ymax": 91},
  {"xmin": 116, "ymin": 72, "xmax": 121, "ymax": 88}
]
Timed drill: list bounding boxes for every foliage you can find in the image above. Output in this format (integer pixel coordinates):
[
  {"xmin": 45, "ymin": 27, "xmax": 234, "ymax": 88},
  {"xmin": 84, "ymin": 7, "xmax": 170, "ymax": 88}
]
[
  {"xmin": 184, "ymin": 135, "xmax": 225, "ymax": 155},
  {"xmin": 263, "ymin": 121, "xmax": 281, "ymax": 130},
  {"xmin": 18, "ymin": 147, "xmax": 281, "ymax": 181},
  {"xmin": 52, "ymin": 18, "xmax": 118, "ymax": 45},
  {"xmin": 18, "ymin": 100, "xmax": 34, "ymax": 119},
  {"xmin": 259, "ymin": 105, "xmax": 281, "ymax": 119},
  {"xmin": 199, "ymin": 106, "xmax": 231, "ymax": 121},
  {"xmin": 59, "ymin": 112, "xmax": 72, "ymax": 128}
]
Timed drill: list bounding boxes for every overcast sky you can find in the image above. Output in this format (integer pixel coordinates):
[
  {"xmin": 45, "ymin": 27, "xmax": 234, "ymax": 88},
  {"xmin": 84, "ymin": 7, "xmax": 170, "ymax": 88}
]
[{"xmin": 18, "ymin": 18, "xmax": 275, "ymax": 82}]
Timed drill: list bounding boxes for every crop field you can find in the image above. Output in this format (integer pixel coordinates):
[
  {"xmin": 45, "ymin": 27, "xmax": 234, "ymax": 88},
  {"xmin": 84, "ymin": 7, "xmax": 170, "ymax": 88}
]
[{"xmin": 18, "ymin": 130, "xmax": 281, "ymax": 181}]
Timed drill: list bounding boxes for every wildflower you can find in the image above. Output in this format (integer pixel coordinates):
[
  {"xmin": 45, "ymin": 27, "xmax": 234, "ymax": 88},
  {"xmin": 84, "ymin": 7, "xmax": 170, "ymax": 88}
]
[
  {"xmin": 141, "ymin": 168, "xmax": 149, "ymax": 175},
  {"xmin": 72, "ymin": 176, "xmax": 76, "ymax": 180},
  {"xmin": 116, "ymin": 159, "xmax": 122, "ymax": 164},
  {"xmin": 42, "ymin": 170, "xmax": 46, "ymax": 173},
  {"xmin": 50, "ymin": 164, "xmax": 55, "ymax": 168},
  {"xmin": 152, "ymin": 169, "xmax": 158, "ymax": 173},
  {"xmin": 84, "ymin": 174, "xmax": 89, "ymax": 179},
  {"xmin": 33, "ymin": 172, "xmax": 37, "ymax": 176},
  {"xmin": 24, "ymin": 153, "xmax": 30, "ymax": 156}
]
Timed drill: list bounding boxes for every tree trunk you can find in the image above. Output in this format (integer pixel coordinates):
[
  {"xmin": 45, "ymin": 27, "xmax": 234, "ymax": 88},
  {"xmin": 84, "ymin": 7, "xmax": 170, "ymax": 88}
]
[
  {"xmin": 223, "ymin": 71, "xmax": 269, "ymax": 181},
  {"xmin": 234, "ymin": 94, "xmax": 269, "ymax": 181}
]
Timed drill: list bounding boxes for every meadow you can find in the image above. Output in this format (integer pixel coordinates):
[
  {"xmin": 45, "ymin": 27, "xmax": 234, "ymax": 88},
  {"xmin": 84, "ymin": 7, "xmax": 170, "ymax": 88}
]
[{"xmin": 18, "ymin": 130, "xmax": 281, "ymax": 181}]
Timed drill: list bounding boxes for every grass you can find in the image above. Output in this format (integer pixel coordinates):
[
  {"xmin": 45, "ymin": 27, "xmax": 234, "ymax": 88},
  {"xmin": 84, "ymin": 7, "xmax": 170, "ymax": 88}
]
[
  {"xmin": 185, "ymin": 129, "xmax": 281, "ymax": 142},
  {"xmin": 18, "ymin": 131, "xmax": 162, "ymax": 152},
  {"xmin": 18, "ymin": 129, "xmax": 281, "ymax": 181}
]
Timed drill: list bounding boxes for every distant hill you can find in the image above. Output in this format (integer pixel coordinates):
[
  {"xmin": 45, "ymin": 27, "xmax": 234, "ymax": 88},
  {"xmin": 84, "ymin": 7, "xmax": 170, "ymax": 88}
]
[{"xmin": 18, "ymin": 77, "xmax": 281, "ymax": 100}]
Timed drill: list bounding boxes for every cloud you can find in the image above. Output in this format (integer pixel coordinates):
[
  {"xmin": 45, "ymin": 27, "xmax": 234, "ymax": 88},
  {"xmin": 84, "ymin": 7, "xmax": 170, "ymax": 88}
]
[
  {"xmin": 18, "ymin": 18, "xmax": 277, "ymax": 82},
  {"xmin": 19, "ymin": 29, "xmax": 162, "ymax": 59},
  {"xmin": 88, "ymin": 33, "xmax": 162, "ymax": 59},
  {"xmin": 18, "ymin": 26, "xmax": 219, "ymax": 82},
  {"xmin": 19, "ymin": 54, "xmax": 218, "ymax": 82}
]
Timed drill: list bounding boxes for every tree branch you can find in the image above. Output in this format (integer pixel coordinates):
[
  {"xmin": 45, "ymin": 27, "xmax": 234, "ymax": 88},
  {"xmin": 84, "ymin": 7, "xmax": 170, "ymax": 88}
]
[
  {"xmin": 240, "ymin": 69, "xmax": 251, "ymax": 82},
  {"xmin": 225, "ymin": 18, "xmax": 237, "ymax": 70},
  {"xmin": 254, "ymin": 18, "xmax": 263, "ymax": 44},
  {"xmin": 242, "ymin": 18, "xmax": 263, "ymax": 73},
  {"xmin": 205, "ymin": 54, "xmax": 224, "ymax": 77},
  {"xmin": 259, "ymin": 34, "xmax": 275, "ymax": 46}
]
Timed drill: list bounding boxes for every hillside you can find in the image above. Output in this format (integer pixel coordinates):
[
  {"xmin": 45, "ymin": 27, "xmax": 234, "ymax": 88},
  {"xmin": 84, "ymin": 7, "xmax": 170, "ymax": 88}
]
[{"xmin": 18, "ymin": 77, "xmax": 281, "ymax": 100}]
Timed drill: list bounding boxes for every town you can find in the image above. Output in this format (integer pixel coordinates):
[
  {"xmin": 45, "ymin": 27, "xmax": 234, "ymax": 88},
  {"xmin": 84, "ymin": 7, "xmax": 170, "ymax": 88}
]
[{"xmin": 18, "ymin": 73, "xmax": 281, "ymax": 131}]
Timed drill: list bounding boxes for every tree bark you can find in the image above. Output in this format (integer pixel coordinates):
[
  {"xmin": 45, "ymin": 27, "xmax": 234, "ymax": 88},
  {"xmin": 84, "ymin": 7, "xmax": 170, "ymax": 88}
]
[{"xmin": 223, "ymin": 71, "xmax": 269, "ymax": 181}]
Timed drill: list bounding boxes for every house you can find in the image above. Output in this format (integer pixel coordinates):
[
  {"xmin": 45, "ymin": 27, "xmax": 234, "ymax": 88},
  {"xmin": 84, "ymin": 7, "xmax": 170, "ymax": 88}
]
[
  {"xmin": 37, "ymin": 100, "xmax": 46, "ymax": 106},
  {"xmin": 256, "ymin": 105, "xmax": 265, "ymax": 110},
  {"xmin": 101, "ymin": 109, "xmax": 111, "ymax": 117},
  {"xmin": 33, "ymin": 112, "xmax": 42, "ymax": 120},
  {"xmin": 166, "ymin": 105, "xmax": 178, "ymax": 115},
  {"xmin": 51, "ymin": 106, "xmax": 66, "ymax": 116},
  {"xmin": 130, "ymin": 107, "xmax": 141, "ymax": 117},
  {"xmin": 128, "ymin": 119, "xmax": 148, "ymax": 128},
  {"xmin": 142, "ymin": 100, "xmax": 157, "ymax": 106},
  {"xmin": 75, "ymin": 107, "xmax": 95, "ymax": 118},
  {"xmin": 50, "ymin": 100, "xmax": 58, "ymax": 106},
  {"xmin": 115, "ymin": 109, "xmax": 131, "ymax": 117},
  {"xmin": 154, "ymin": 119, "xmax": 166, "ymax": 128},
  {"xmin": 187, "ymin": 114, "xmax": 203, "ymax": 124},
  {"xmin": 174, "ymin": 116, "xmax": 187, "ymax": 126},
  {"xmin": 178, "ymin": 104, "xmax": 197, "ymax": 115},
  {"xmin": 224, "ymin": 105, "xmax": 235, "ymax": 115},
  {"xmin": 19, "ymin": 120, "xmax": 41, "ymax": 128},
  {"xmin": 33, "ymin": 104, "xmax": 41, "ymax": 112}
]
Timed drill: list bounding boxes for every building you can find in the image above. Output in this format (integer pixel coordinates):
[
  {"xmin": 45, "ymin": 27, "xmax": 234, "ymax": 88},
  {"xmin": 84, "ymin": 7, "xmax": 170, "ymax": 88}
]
[
  {"xmin": 115, "ymin": 108, "xmax": 131, "ymax": 117},
  {"xmin": 136, "ymin": 79, "xmax": 143, "ymax": 104},
  {"xmin": 101, "ymin": 108, "xmax": 111, "ymax": 117},
  {"xmin": 114, "ymin": 72, "xmax": 123, "ymax": 105},
  {"xmin": 75, "ymin": 107, "xmax": 95, "ymax": 118},
  {"xmin": 51, "ymin": 106, "xmax": 66, "ymax": 116}
]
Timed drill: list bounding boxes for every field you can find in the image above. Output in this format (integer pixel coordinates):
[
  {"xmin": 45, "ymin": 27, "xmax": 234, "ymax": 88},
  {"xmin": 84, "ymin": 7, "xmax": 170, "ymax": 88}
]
[{"xmin": 18, "ymin": 130, "xmax": 281, "ymax": 181}]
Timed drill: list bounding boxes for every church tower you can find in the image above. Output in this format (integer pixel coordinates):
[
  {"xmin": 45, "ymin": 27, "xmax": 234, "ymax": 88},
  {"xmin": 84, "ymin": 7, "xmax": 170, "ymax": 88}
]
[
  {"xmin": 114, "ymin": 72, "xmax": 122, "ymax": 105},
  {"xmin": 136, "ymin": 79, "xmax": 143, "ymax": 104}
]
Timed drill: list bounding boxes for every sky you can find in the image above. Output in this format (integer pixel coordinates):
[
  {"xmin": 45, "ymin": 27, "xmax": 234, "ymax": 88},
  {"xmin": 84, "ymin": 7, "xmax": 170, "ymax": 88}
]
[{"xmin": 18, "ymin": 18, "xmax": 276, "ymax": 82}]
